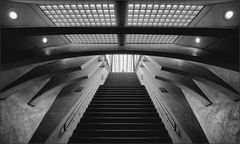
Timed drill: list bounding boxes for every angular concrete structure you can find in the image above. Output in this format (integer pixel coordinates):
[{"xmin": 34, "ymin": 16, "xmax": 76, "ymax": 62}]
[{"xmin": 1, "ymin": 0, "xmax": 239, "ymax": 143}]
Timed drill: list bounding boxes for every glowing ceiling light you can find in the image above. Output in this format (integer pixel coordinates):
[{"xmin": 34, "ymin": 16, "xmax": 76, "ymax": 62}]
[
  {"xmin": 126, "ymin": 34, "xmax": 178, "ymax": 44},
  {"xmin": 39, "ymin": 3, "xmax": 116, "ymax": 27},
  {"xmin": 195, "ymin": 37, "xmax": 201, "ymax": 43},
  {"xmin": 65, "ymin": 34, "xmax": 118, "ymax": 44},
  {"xmin": 42, "ymin": 37, "xmax": 48, "ymax": 43},
  {"xmin": 127, "ymin": 3, "xmax": 204, "ymax": 27},
  {"xmin": 8, "ymin": 10, "xmax": 18, "ymax": 20},
  {"xmin": 224, "ymin": 10, "xmax": 234, "ymax": 20}
]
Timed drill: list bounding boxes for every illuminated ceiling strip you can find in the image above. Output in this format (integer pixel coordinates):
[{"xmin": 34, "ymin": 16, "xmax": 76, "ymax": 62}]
[
  {"xmin": 65, "ymin": 34, "xmax": 118, "ymax": 43},
  {"xmin": 39, "ymin": 3, "xmax": 116, "ymax": 27},
  {"xmin": 126, "ymin": 34, "xmax": 178, "ymax": 44},
  {"xmin": 127, "ymin": 3, "xmax": 204, "ymax": 27}
]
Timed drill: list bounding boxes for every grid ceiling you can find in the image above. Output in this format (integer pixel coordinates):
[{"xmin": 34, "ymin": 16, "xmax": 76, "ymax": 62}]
[
  {"xmin": 39, "ymin": 3, "xmax": 116, "ymax": 27},
  {"xmin": 66, "ymin": 34, "xmax": 118, "ymax": 44},
  {"xmin": 127, "ymin": 3, "xmax": 204, "ymax": 27},
  {"xmin": 127, "ymin": 34, "xmax": 178, "ymax": 44},
  {"xmin": 39, "ymin": 2, "xmax": 205, "ymax": 44}
]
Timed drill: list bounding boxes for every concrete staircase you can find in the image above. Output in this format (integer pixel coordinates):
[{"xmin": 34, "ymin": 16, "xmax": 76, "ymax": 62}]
[{"xmin": 68, "ymin": 73, "xmax": 172, "ymax": 143}]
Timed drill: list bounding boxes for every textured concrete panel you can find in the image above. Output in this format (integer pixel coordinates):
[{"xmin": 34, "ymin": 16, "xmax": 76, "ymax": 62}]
[
  {"xmin": 0, "ymin": 81, "xmax": 60, "ymax": 143},
  {"xmin": 190, "ymin": 61, "xmax": 240, "ymax": 93},
  {"xmin": 183, "ymin": 89, "xmax": 240, "ymax": 143}
]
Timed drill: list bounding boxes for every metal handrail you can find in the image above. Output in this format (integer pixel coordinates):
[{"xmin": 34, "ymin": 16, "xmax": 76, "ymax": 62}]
[
  {"xmin": 63, "ymin": 76, "xmax": 100, "ymax": 131},
  {"xmin": 145, "ymin": 79, "xmax": 177, "ymax": 131}
]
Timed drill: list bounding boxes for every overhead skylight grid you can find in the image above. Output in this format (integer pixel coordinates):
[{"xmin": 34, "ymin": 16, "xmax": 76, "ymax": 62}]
[
  {"xmin": 127, "ymin": 3, "xmax": 204, "ymax": 27},
  {"xmin": 39, "ymin": 3, "xmax": 116, "ymax": 27},
  {"xmin": 66, "ymin": 34, "xmax": 118, "ymax": 44},
  {"xmin": 127, "ymin": 34, "xmax": 178, "ymax": 44}
]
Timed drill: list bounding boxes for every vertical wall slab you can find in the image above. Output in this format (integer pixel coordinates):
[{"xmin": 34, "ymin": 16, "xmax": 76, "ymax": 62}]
[
  {"xmin": 136, "ymin": 65, "xmax": 208, "ymax": 143},
  {"xmin": 0, "ymin": 56, "xmax": 106, "ymax": 144},
  {"xmin": 143, "ymin": 56, "xmax": 240, "ymax": 143}
]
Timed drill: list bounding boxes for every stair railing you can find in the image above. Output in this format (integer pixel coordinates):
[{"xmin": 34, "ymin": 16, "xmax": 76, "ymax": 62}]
[
  {"xmin": 62, "ymin": 75, "xmax": 101, "ymax": 132},
  {"xmin": 144, "ymin": 79, "xmax": 178, "ymax": 132}
]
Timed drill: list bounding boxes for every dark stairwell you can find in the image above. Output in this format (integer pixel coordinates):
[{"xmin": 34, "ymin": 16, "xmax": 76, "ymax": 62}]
[{"xmin": 68, "ymin": 73, "xmax": 172, "ymax": 143}]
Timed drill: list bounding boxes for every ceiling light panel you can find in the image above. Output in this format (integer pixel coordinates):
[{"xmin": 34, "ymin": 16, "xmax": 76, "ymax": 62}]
[
  {"xmin": 126, "ymin": 34, "xmax": 178, "ymax": 44},
  {"xmin": 39, "ymin": 3, "xmax": 116, "ymax": 26},
  {"xmin": 66, "ymin": 34, "xmax": 118, "ymax": 43},
  {"xmin": 127, "ymin": 3, "xmax": 204, "ymax": 27}
]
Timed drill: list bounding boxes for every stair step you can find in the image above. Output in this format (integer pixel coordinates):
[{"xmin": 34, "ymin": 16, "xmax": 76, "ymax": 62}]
[
  {"xmin": 93, "ymin": 97, "xmax": 151, "ymax": 100},
  {"xmin": 86, "ymin": 108, "xmax": 156, "ymax": 112},
  {"xmin": 71, "ymin": 130, "xmax": 169, "ymax": 137},
  {"xmin": 98, "ymin": 88, "xmax": 144, "ymax": 90},
  {"xmin": 68, "ymin": 73, "xmax": 172, "ymax": 144},
  {"xmin": 96, "ymin": 92, "xmax": 148, "ymax": 94},
  {"xmin": 88, "ymin": 104, "xmax": 155, "ymax": 108},
  {"xmin": 95, "ymin": 94, "xmax": 149, "ymax": 97},
  {"xmin": 81, "ymin": 117, "xmax": 161, "ymax": 123},
  {"xmin": 91, "ymin": 100, "xmax": 152, "ymax": 103},
  {"xmin": 98, "ymin": 88, "xmax": 146, "ymax": 90},
  {"xmin": 70, "ymin": 137, "xmax": 172, "ymax": 143},
  {"xmin": 84, "ymin": 112, "xmax": 159, "ymax": 117},
  {"xmin": 76, "ymin": 123, "xmax": 165, "ymax": 130},
  {"xmin": 97, "ymin": 91, "xmax": 147, "ymax": 93},
  {"xmin": 90, "ymin": 101, "xmax": 152, "ymax": 104}
]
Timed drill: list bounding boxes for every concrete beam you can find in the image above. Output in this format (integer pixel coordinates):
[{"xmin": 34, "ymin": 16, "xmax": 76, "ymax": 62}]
[
  {"xmin": 3, "ymin": 27, "xmax": 238, "ymax": 39},
  {"xmin": 8, "ymin": 0, "xmax": 237, "ymax": 5},
  {"xmin": 137, "ymin": 67, "xmax": 209, "ymax": 143},
  {"xmin": 147, "ymin": 56, "xmax": 240, "ymax": 101},
  {"xmin": 116, "ymin": 0, "xmax": 127, "ymax": 46},
  {"xmin": 2, "ymin": 44, "xmax": 238, "ymax": 71},
  {"xmin": 0, "ymin": 56, "xmax": 98, "ymax": 100},
  {"xmin": 29, "ymin": 67, "xmax": 108, "ymax": 143},
  {"xmin": 28, "ymin": 61, "xmax": 102, "ymax": 106},
  {"xmin": 141, "ymin": 60, "xmax": 212, "ymax": 106}
]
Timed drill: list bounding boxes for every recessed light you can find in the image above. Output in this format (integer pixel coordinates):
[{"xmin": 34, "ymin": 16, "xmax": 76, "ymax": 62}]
[
  {"xmin": 42, "ymin": 37, "xmax": 48, "ymax": 43},
  {"xmin": 8, "ymin": 10, "xmax": 18, "ymax": 20},
  {"xmin": 224, "ymin": 10, "xmax": 234, "ymax": 20},
  {"xmin": 195, "ymin": 37, "xmax": 200, "ymax": 43}
]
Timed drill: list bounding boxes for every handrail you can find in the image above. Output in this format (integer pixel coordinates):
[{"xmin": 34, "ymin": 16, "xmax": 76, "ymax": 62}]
[
  {"xmin": 144, "ymin": 78, "xmax": 177, "ymax": 131},
  {"xmin": 63, "ymin": 76, "xmax": 100, "ymax": 131}
]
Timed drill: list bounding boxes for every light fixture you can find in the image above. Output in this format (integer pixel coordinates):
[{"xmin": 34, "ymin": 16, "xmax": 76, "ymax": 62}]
[
  {"xmin": 224, "ymin": 10, "xmax": 234, "ymax": 20},
  {"xmin": 39, "ymin": 3, "xmax": 116, "ymax": 27},
  {"xmin": 8, "ymin": 10, "xmax": 18, "ymax": 20},
  {"xmin": 65, "ymin": 34, "xmax": 118, "ymax": 44},
  {"xmin": 127, "ymin": 3, "xmax": 204, "ymax": 27},
  {"xmin": 195, "ymin": 37, "xmax": 200, "ymax": 43},
  {"xmin": 126, "ymin": 34, "xmax": 178, "ymax": 44},
  {"xmin": 42, "ymin": 37, "xmax": 48, "ymax": 43}
]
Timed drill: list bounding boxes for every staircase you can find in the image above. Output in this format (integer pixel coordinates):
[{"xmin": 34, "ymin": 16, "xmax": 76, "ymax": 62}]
[{"xmin": 68, "ymin": 73, "xmax": 172, "ymax": 143}]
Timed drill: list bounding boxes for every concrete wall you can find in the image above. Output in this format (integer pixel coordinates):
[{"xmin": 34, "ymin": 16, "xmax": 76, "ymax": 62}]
[
  {"xmin": 183, "ymin": 61, "xmax": 240, "ymax": 143},
  {"xmin": 0, "ymin": 56, "xmax": 103, "ymax": 144},
  {"xmin": 190, "ymin": 61, "xmax": 240, "ymax": 93},
  {"xmin": 136, "ymin": 62, "xmax": 208, "ymax": 143},
  {"xmin": 145, "ymin": 56, "xmax": 240, "ymax": 143},
  {"xmin": 0, "ymin": 74, "xmax": 60, "ymax": 144},
  {"xmin": 182, "ymin": 82, "xmax": 240, "ymax": 143}
]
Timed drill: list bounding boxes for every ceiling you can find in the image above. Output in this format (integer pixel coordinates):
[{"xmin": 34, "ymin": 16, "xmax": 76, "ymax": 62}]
[{"xmin": 1, "ymin": 0, "xmax": 239, "ymax": 71}]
